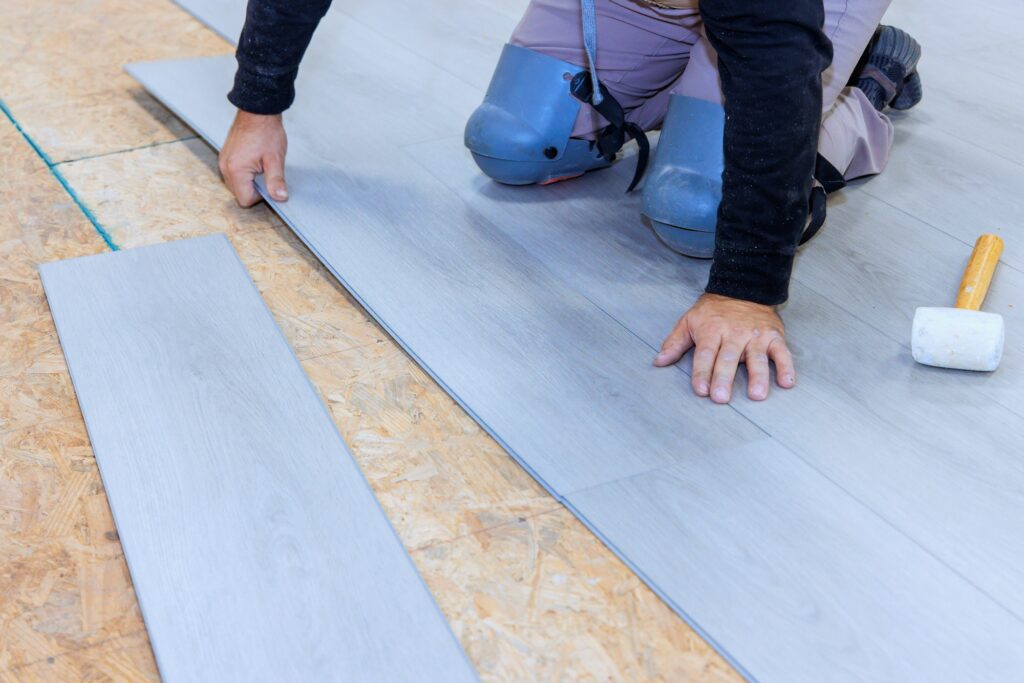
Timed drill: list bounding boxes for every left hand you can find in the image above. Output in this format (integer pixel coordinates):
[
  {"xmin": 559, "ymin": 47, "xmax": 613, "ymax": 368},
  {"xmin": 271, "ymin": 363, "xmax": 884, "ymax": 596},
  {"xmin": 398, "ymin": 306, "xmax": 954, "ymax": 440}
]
[{"xmin": 654, "ymin": 293, "xmax": 796, "ymax": 403}]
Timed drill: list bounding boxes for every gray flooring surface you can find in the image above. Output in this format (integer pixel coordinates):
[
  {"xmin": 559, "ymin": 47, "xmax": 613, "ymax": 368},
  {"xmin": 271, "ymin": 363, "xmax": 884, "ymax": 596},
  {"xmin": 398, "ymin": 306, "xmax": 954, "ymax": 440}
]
[
  {"xmin": 40, "ymin": 235, "xmax": 476, "ymax": 683},
  {"xmin": 131, "ymin": 1, "xmax": 1024, "ymax": 680}
]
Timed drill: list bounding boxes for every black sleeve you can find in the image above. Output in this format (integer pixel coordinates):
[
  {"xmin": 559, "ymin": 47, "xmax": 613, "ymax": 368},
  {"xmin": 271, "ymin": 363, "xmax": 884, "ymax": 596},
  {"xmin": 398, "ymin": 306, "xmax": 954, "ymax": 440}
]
[
  {"xmin": 227, "ymin": 0, "xmax": 334, "ymax": 115},
  {"xmin": 700, "ymin": 0, "xmax": 833, "ymax": 305}
]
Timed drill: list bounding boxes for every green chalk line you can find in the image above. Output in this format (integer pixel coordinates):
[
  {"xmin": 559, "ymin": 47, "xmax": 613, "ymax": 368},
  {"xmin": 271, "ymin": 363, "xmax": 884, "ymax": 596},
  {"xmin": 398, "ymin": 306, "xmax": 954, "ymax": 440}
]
[{"xmin": 0, "ymin": 97, "xmax": 120, "ymax": 252}]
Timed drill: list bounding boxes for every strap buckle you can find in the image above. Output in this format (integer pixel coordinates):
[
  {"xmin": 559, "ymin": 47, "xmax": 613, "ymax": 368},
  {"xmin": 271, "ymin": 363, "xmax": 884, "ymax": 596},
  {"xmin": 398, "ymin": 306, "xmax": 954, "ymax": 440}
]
[{"xmin": 570, "ymin": 71, "xmax": 650, "ymax": 192}]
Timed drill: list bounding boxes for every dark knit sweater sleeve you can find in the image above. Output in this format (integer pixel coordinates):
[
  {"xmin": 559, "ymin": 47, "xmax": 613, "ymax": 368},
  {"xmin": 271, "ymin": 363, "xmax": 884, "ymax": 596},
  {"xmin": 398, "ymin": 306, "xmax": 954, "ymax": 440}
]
[
  {"xmin": 700, "ymin": 0, "xmax": 833, "ymax": 305},
  {"xmin": 227, "ymin": 0, "xmax": 333, "ymax": 115}
]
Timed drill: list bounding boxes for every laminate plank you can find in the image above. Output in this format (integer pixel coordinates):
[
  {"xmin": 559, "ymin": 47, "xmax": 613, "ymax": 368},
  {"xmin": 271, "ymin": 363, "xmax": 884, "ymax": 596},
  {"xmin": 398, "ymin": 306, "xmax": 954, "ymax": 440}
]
[
  {"xmin": 336, "ymin": 0, "xmax": 522, "ymax": 91},
  {"xmin": 855, "ymin": 122, "xmax": 1024, "ymax": 269},
  {"xmin": 883, "ymin": 0, "xmax": 1024, "ymax": 88},
  {"xmin": 403, "ymin": 135, "xmax": 1024, "ymax": 621},
  {"xmin": 172, "ymin": 0, "xmax": 243, "ymax": 40},
  {"xmin": 567, "ymin": 439, "xmax": 1024, "ymax": 683},
  {"xmin": 39, "ymin": 234, "xmax": 476, "ymax": 683},
  {"xmin": 127, "ymin": 57, "xmax": 765, "ymax": 497}
]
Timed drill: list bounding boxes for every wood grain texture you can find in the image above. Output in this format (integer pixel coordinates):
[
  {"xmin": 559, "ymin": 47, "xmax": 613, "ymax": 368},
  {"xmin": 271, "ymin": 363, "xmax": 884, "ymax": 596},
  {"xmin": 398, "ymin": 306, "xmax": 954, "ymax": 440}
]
[
  {"xmin": 567, "ymin": 440, "xmax": 1024, "ymax": 683},
  {"xmin": 39, "ymin": 235, "xmax": 475, "ymax": 683},
  {"xmin": 128, "ymin": 0, "xmax": 1024, "ymax": 679}
]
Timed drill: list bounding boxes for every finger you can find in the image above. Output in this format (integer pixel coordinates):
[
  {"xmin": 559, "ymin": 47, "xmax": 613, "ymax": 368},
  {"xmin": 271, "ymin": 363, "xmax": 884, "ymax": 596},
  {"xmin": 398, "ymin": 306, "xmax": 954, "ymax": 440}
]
[
  {"xmin": 745, "ymin": 347, "xmax": 771, "ymax": 401},
  {"xmin": 690, "ymin": 335, "xmax": 721, "ymax": 397},
  {"xmin": 768, "ymin": 337, "xmax": 797, "ymax": 388},
  {"xmin": 227, "ymin": 165, "xmax": 261, "ymax": 208},
  {"xmin": 654, "ymin": 316, "xmax": 695, "ymax": 367},
  {"xmin": 263, "ymin": 153, "xmax": 289, "ymax": 202},
  {"xmin": 709, "ymin": 342, "xmax": 743, "ymax": 404}
]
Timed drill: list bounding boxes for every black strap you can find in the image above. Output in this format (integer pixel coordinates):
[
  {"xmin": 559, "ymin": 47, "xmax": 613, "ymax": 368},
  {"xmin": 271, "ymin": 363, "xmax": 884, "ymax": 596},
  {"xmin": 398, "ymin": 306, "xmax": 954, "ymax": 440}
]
[
  {"xmin": 800, "ymin": 154, "xmax": 848, "ymax": 245},
  {"xmin": 801, "ymin": 186, "xmax": 827, "ymax": 245},
  {"xmin": 569, "ymin": 71, "xmax": 650, "ymax": 192},
  {"xmin": 815, "ymin": 153, "xmax": 847, "ymax": 194}
]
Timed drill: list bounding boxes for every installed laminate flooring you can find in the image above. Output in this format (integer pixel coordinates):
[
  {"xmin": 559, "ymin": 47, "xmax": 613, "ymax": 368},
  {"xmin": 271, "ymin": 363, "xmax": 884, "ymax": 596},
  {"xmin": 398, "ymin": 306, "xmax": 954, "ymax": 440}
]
[
  {"xmin": 40, "ymin": 235, "xmax": 476, "ymax": 682},
  {"xmin": 132, "ymin": 0, "xmax": 1024, "ymax": 680}
]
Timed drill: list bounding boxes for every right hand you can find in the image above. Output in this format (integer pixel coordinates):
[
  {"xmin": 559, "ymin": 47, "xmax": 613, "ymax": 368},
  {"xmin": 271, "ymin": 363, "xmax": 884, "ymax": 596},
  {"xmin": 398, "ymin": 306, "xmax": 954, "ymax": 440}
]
[{"xmin": 218, "ymin": 111, "xmax": 289, "ymax": 207}]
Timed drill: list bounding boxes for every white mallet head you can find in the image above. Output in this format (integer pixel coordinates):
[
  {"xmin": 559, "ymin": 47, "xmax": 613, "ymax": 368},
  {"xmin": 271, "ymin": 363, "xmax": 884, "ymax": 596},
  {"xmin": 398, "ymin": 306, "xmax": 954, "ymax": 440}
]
[
  {"xmin": 911, "ymin": 307, "xmax": 1004, "ymax": 371},
  {"xmin": 911, "ymin": 233, "xmax": 1005, "ymax": 372}
]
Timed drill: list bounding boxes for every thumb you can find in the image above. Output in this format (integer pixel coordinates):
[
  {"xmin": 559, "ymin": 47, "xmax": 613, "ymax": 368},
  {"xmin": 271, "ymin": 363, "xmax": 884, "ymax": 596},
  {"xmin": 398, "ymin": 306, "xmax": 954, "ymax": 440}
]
[
  {"xmin": 264, "ymin": 153, "xmax": 288, "ymax": 202},
  {"xmin": 654, "ymin": 315, "xmax": 695, "ymax": 367}
]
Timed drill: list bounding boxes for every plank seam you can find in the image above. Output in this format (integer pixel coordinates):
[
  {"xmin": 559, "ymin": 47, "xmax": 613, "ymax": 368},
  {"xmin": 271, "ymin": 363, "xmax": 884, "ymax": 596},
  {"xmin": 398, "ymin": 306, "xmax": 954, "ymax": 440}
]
[{"xmin": 567, "ymin": 278, "xmax": 1024, "ymax": 628}]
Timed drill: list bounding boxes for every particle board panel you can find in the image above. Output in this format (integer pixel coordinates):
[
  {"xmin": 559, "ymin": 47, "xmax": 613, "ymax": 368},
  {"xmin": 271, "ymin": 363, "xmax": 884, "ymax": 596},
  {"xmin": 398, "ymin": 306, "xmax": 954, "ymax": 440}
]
[
  {"xmin": 411, "ymin": 506, "xmax": 742, "ymax": 683},
  {"xmin": 38, "ymin": 234, "xmax": 476, "ymax": 683},
  {"xmin": 57, "ymin": 137, "xmax": 285, "ymax": 249},
  {"xmin": 0, "ymin": 0, "xmax": 228, "ymax": 163},
  {"xmin": 127, "ymin": 57, "xmax": 766, "ymax": 498},
  {"xmin": 566, "ymin": 440, "xmax": 1024, "ymax": 683}
]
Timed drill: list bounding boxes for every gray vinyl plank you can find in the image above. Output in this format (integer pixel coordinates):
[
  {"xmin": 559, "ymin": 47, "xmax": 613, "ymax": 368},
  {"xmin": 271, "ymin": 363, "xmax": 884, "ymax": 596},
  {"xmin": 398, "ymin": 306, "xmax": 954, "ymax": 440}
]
[
  {"xmin": 39, "ymin": 234, "xmax": 476, "ymax": 683},
  {"xmin": 403, "ymin": 135, "xmax": 1024, "ymax": 622},
  {"xmin": 567, "ymin": 439, "xmax": 1024, "ymax": 683},
  {"xmin": 889, "ymin": 62, "xmax": 1024, "ymax": 166},
  {"xmin": 884, "ymin": 0, "xmax": 1024, "ymax": 88},
  {"xmin": 336, "ymin": 0, "xmax": 522, "ymax": 91},
  {"xmin": 173, "ymin": 0, "xmax": 244, "ymax": 40},
  {"xmin": 128, "ymin": 57, "xmax": 765, "ymax": 497},
  {"xmin": 880, "ymin": 0, "xmax": 1024, "ymax": 162},
  {"xmin": 855, "ymin": 122, "xmax": 1024, "ymax": 269}
]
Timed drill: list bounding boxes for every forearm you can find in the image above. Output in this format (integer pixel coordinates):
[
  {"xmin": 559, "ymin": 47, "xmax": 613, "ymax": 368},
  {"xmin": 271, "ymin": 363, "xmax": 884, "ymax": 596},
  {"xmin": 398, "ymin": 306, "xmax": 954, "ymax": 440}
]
[
  {"xmin": 228, "ymin": 0, "xmax": 333, "ymax": 115},
  {"xmin": 700, "ymin": 0, "xmax": 833, "ymax": 305}
]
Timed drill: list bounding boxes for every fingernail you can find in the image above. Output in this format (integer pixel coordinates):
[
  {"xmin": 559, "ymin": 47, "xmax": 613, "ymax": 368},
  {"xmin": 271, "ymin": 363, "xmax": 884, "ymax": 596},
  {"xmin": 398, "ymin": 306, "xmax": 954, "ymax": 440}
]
[
  {"xmin": 784, "ymin": 374, "xmax": 795, "ymax": 385},
  {"xmin": 654, "ymin": 351, "xmax": 670, "ymax": 364},
  {"xmin": 712, "ymin": 387, "xmax": 729, "ymax": 402},
  {"xmin": 697, "ymin": 381, "xmax": 709, "ymax": 395},
  {"xmin": 274, "ymin": 189, "xmax": 288, "ymax": 199},
  {"xmin": 750, "ymin": 385, "xmax": 766, "ymax": 399}
]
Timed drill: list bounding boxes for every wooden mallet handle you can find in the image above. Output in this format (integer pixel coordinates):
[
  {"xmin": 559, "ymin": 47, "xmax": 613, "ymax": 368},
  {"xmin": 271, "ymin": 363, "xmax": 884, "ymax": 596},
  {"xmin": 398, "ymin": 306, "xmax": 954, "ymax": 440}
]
[{"xmin": 955, "ymin": 234, "xmax": 1004, "ymax": 311}]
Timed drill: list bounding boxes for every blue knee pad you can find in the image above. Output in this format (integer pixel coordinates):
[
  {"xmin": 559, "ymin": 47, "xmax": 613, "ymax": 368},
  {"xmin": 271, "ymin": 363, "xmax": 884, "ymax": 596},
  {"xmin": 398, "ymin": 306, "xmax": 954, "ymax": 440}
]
[
  {"xmin": 465, "ymin": 44, "xmax": 611, "ymax": 185},
  {"xmin": 642, "ymin": 95, "xmax": 725, "ymax": 258}
]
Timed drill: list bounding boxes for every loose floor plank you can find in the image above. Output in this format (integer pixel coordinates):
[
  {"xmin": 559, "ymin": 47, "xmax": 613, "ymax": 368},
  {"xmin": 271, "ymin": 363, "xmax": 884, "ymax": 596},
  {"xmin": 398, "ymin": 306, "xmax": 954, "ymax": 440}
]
[{"xmin": 39, "ymin": 235, "xmax": 476, "ymax": 683}]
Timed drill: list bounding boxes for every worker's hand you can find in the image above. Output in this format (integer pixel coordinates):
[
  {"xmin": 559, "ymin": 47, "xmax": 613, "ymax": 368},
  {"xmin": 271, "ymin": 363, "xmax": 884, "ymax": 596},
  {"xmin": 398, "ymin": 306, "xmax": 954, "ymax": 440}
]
[
  {"xmin": 218, "ymin": 110, "xmax": 288, "ymax": 207},
  {"xmin": 654, "ymin": 293, "xmax": 796, "ymax": 403}
]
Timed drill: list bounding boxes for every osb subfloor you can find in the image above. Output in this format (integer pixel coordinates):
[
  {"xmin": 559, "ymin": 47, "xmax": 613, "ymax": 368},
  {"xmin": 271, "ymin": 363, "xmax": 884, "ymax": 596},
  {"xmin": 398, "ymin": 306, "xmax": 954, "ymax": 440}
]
[{"xmin": 0, "ymin": 2, "xmax": 740, "ymax": 681}]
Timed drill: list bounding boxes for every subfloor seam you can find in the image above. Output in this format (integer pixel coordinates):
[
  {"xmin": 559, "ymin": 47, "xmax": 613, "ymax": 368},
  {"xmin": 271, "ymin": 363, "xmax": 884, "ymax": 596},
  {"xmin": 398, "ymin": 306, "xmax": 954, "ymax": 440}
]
[
  {"xmin": 52, "ymin": 135, "xmax": 200, "ymax": 167},
  {"xmin": 0, "ymin": 97, "xmax": 120, "ymax": 252}
]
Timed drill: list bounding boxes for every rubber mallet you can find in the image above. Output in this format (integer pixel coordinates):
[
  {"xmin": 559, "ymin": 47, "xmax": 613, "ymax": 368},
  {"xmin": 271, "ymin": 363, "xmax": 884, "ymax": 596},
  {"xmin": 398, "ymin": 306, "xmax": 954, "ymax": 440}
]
[{"xmin": 912, "ymin": 234, "xmax": 1005, "ymax": 371}]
